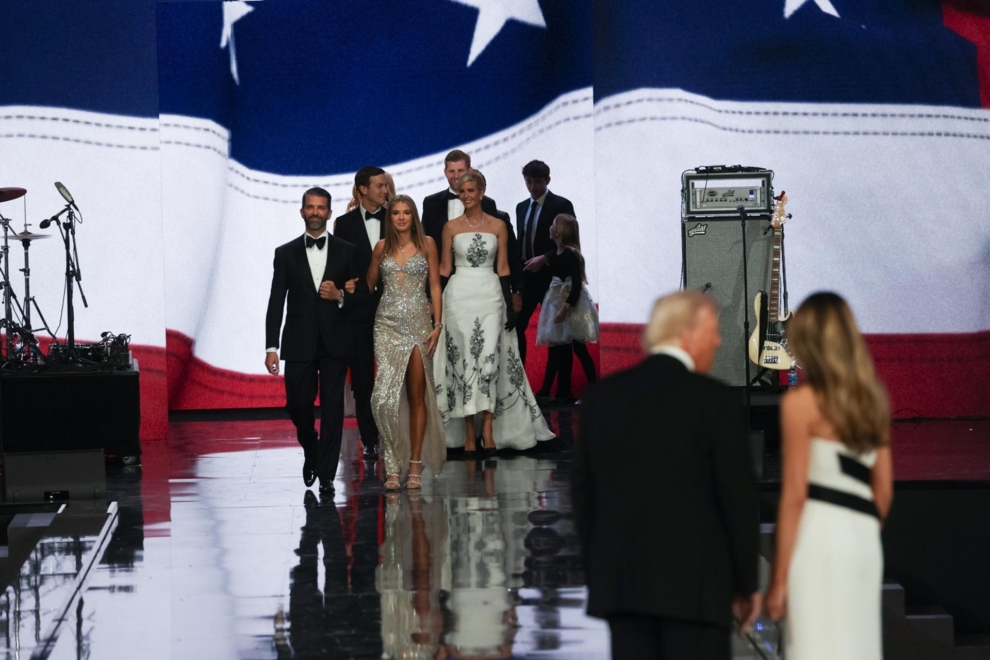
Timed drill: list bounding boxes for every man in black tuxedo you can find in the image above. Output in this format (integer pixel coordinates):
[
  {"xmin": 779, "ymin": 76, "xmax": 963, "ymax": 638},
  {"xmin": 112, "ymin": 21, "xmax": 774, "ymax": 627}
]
[
  {"xmin": 331, "ymin": 166, "xmax": 388, "ymax": 459},
  {"xmin": 421, "ymin": 149, "xmax": 498, "ymax": 248},
  {"xmin": 572, "ymin": 291, "xmax": 761, "ymax": 659},
  {"xmin": 515, "ymin": 160, "xmax": 574, "ymax": 364},
  {"xmin": 265, "ymin": 188, "xmax": 369, "ymax": 495},
  {"xmin": 421, "ymin": 149, "xmax": 523, "ymax": 309}
]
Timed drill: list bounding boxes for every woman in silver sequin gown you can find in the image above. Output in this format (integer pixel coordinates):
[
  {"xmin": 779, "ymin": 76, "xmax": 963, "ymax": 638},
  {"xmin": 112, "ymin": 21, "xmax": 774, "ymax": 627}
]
[
  {"xmin": 434, "ymin": 171, "xmax": 554, "ymax": 453},
  {"xmin": 366, "ymin": 195, "xmax": 446, "ymax": 490}
]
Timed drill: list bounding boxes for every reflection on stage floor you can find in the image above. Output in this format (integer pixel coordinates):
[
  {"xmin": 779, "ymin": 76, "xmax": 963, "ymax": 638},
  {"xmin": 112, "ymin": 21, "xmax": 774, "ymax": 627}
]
[{"xmin": 33, "ymin": 411, "xmax": 790, "ymax": 659}]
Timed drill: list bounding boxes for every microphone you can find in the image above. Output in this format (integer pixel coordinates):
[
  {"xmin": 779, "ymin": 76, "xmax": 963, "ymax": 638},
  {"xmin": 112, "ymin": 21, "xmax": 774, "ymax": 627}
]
[
  {"xmin": 701, "ymin": 282, "xmax": 712, "ymax": 294},
  {"xmin": 40, "ymin": 205, "xmax": 71, "ymax": 229},
  {"xmin": 55, "ymin": 181, "xmax": 78, "ymax": 210},
  {"xmin": 736, "ymin": 205, "xmax": 747, "ymax": 218}
]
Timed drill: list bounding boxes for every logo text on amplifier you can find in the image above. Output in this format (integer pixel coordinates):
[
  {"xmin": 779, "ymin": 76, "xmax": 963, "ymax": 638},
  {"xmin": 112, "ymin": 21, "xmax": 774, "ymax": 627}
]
[{"xmin": 687, "ymin": 223, "xmax": 708, "ymax": 237}]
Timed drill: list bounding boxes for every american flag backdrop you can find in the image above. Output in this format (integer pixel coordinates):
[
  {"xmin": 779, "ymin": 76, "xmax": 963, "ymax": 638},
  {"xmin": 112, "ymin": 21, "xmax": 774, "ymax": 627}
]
[{"xmin": 0, "ymin": 0, "xmax": 987, "ymax": 439}]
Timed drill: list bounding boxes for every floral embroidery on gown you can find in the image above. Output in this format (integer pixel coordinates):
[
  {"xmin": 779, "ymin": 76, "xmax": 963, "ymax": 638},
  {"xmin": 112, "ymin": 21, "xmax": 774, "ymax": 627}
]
[{"xmin": 434, "ymin": 233, "xmax": 554, "ymax": 450}]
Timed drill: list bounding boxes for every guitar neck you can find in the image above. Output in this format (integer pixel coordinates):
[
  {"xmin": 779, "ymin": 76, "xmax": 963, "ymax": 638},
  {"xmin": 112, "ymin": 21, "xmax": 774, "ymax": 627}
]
[{"xmin": 769, "ymin": 227, "xmax": 782, "ymax": 322}]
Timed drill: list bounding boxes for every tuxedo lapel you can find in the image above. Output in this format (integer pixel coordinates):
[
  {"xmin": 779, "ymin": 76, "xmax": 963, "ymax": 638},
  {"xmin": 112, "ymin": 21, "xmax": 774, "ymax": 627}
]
[
  {"xmin": 293, "ymin": 237, "xmax": 317, "ymax": 293},
  {"xmin": 321, "ymin": 236, "xmax": 339, "ymax": 285}
]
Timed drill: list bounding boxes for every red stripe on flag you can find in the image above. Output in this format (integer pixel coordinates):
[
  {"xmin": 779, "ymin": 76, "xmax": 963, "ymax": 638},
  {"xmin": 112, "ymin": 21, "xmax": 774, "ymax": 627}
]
[{"xmin": 943, "ymin": 0, "xmax": 990, "ymax": 108}]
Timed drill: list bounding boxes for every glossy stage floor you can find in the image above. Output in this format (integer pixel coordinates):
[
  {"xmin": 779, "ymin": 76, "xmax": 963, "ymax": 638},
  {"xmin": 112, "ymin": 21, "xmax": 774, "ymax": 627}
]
[{"xmin": 4, "ymin": 413, "xmax": 989, "ymax": 659}]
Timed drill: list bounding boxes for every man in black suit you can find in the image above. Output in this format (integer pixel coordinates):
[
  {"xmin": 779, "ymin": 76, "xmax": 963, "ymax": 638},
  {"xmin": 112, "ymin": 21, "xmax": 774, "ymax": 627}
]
[
  {"xmin": 421, "ymin": 149, "xmax": 498, "ymax": 248},
  {"xmin": 265, "ymin": 188, "xmax": 369, "ymax": 495},
  {"xmin": 515, "ymin": 160, "xmax": 574, "ymax": 364},
  {"xmin": 331, "ymin": 166, "xmax": 388, "ymax": 459},
  {"xmin": 421, "ymin": 149, "xmax": 523, "ymax": 309},
  {"xmin": 572, "ymin": 290, "xmax": 761, "ymax": 659}
]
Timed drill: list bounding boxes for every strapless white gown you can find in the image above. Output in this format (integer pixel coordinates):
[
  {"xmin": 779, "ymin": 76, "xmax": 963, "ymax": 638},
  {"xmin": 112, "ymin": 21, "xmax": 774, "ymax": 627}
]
[
  {"xmin": 786, "ymin": 438, "xmax": 882, "ymax": 660},
  {"xmin": 433, "ymin": 232, "xmax": 554, "ymax": 450}
]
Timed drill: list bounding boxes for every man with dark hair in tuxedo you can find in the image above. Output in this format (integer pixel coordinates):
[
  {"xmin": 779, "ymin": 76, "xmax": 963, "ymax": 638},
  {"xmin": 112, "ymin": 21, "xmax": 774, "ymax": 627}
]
[
  {"xmin": 515, "ymin": 160, "xmax": 574, "ymax": 364},
  {"xmin": 573, "ymin": 290, "xmax": 761, "ymax": 659},
  {"xmin": 332, "ymin": 166, "xmax": 388, "ymax": 459},
  {"xmin": 265, "ymin": 188, "xmax": 369, "ymax": 495}
]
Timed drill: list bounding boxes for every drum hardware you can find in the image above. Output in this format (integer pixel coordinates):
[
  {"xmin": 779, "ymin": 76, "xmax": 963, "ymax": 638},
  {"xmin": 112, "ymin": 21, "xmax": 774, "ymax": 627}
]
[
  {"xmin": 1, "ymin": 183, "xmax": 127, "ymax": 372},
  {"xmin": 39, "ymin": 182, "xmax": 88, "ymax": 360}
]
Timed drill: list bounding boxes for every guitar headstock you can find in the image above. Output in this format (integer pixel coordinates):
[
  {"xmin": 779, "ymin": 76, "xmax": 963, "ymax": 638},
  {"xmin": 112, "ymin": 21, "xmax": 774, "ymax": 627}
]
[{"xmin": 771, "ymin": 191, "xmax": 788, "ymax": 229}]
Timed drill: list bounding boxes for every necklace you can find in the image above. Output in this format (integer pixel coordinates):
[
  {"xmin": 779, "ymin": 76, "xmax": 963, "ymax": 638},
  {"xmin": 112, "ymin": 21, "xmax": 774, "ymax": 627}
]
[
  {"xmin": 397, "ymin": 241, "xmax": 411, "ymax": 254},
  {"xmin": 464, "ymin": 213, "xmax": 486, "ymax": 229}
]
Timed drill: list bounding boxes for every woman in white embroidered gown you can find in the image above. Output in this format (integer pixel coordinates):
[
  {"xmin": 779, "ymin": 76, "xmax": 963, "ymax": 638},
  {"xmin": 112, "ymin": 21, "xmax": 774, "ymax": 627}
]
[
  {"xmin": 765, "ymin": 292, "xmax": 894, "ymax": 660},
  {"xmin": 433, "ymin": 170, "xmax": 554, "ymax": 455}
]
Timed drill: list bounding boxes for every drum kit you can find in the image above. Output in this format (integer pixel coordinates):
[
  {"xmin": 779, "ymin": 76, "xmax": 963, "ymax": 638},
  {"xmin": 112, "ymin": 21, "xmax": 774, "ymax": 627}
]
[{"xmin": 0, "ymin": 184, "xmax": 129, "ymax": 370}]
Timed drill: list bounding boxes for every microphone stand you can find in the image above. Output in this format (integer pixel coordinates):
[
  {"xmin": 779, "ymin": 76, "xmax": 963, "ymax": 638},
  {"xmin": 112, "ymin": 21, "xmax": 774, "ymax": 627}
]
[
  {"xmin": 737, "ymin": 206, "xmax": 753, "ymax": 433},
  {"xmin": 51, "ymin": 208, "xmax": 87, "ymax": 359}
]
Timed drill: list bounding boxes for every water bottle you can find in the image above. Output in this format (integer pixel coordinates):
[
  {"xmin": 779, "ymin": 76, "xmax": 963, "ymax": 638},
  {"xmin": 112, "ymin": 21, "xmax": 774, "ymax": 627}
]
[{"xmin": 788, "ymin": 364, "xmax": 799, "ymax": 387}]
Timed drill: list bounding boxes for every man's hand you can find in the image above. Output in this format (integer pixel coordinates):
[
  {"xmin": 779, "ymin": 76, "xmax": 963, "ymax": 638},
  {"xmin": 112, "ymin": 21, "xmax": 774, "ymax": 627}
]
[
  {"xmin": 265, "ymin": 352, "xmax": 280, "ymax": 376},
  {"xmin": 512, "ymin": 293, "xmax": 523, "ymax": 313},
  {"xmin": 733, "ymin": 591, "xmax": 763, "ymax": 636},
  {"xmin": 319, "ymin": 280, "xmax": 342, "ymax": 301},
  {"xmin": 344, "ymin": 278, "xmax": 358, "ymax": 294},
  {"xmin": 523, "ymin": 255, "xmax": 547, "ymax": 272}
]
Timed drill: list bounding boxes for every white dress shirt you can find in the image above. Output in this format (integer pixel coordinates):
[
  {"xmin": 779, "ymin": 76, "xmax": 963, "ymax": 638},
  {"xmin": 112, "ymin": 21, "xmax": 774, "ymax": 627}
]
[
  {"xmin": 266, "ymin": 231, "xmax": 340, "ymax": 355},
  {"xmin": 649, "ymin": 344, "xmax": 696, "ymax": 372},
  {"xmin": 447, "ymin": 187, "xmax": 465, "ymax": 220},
  {"xmin": 524, "ymin": 190, "xmax": 549, "ymax": 257},
  {"xmin": 305, "ymin": 230, "xmax": 330, "ymax": 291},
  {"xmin": 361, "ymin": 205, "xmax": 382, "ymax": 250}
]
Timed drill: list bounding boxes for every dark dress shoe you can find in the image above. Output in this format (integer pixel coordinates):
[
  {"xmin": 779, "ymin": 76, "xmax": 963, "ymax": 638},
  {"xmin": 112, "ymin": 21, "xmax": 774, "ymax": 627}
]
[
  {"xmin": 302, "ymin": 456, "xmax": 316, "ymax": 488},
  {"xmin": 318, "ymin": 482, "xmax": 335, "ymax": 497},
  {"xmin": 363, "ymin": 444, "xmax": 379, "ymax": 460}
]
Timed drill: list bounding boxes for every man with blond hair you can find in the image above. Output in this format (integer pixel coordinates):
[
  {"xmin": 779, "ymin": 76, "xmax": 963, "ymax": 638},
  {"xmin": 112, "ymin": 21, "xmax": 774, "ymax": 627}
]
[{"xmin": 572, "ymin": 290, "xmax": 761, "ymax": 659}]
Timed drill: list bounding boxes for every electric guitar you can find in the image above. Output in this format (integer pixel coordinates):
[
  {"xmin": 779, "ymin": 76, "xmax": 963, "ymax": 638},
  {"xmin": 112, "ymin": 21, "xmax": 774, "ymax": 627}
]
[{"xmin": 748, "ymin": 192, "xmax": 796, "ymax": 371}]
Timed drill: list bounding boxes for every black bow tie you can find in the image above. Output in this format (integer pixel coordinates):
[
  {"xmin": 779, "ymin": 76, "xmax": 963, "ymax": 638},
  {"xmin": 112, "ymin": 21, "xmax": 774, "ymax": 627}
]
[
  {"xmin": 306, "ymin": 235, "xmax": 327, "ymax": 250},
  {"xmin": 446, "ymin": 191, "xmax": 459, "ymax": 200},
  {"xmin": 365, "ymin": 208, "xmax": 385, "ymax": 221}
]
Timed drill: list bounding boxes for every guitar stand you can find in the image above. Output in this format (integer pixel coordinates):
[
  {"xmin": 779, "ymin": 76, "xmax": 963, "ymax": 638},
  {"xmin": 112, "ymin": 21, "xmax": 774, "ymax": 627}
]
[{"xmin": 750, "ymin": 367, "xmax": 784, "ymax": 392}]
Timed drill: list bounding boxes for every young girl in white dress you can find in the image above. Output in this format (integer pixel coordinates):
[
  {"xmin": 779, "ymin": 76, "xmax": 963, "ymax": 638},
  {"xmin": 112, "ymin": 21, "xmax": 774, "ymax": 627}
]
[
  {"xmin": 524, "ymin": 214, "xmax": 598, "ymax": 403},
  {"xmin": 765, "ymin": 292, "xmax": 894, "ymax": 660}
]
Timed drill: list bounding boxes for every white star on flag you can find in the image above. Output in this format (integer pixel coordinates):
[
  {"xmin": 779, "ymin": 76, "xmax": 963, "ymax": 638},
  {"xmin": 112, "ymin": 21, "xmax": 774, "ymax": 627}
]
[
  {"xmin": 449, "ymin": 0, "xmax": 547, "ymax": 66},
  {"xmin": 221, "ymin": 1, "xmax": 258, "ymax": 84},
  {"xmin": 784, "ymin": 0, "xmax": 840, "ymax": 19}
]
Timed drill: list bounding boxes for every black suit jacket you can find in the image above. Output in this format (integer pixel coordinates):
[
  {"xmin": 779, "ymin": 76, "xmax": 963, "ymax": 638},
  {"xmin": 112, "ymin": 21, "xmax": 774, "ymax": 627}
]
[
  {"xmin": 421, "ymin": 189, "xmax": 498, "ymax": 250},
  {"xmin": 265, "ymin": 234, "xmax": 369, "ymax": 362},
  {"xmin": 332, "ymin": 208, "xmax": 385, "ymax": 325},
  {"xmin": 493, "ymin": 209, "xmax": 524, "ymax": 293},
  {"xmin": 572, "ymin": 355, "xmax": 758, "ymax": 626},
  {"xmin": 515, "ymin": 190, "xmax": 574, "ymax": 262}
]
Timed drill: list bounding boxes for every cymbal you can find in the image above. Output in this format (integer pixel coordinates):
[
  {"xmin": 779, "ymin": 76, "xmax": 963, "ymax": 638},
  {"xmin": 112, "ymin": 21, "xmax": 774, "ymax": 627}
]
[
  {"xmin": 15, "ymin": 231, "xmax": 50, "ymax": 242},
  {"xmin": 0, "ymin": 188, "xmax": 27, "ymax": 203}
]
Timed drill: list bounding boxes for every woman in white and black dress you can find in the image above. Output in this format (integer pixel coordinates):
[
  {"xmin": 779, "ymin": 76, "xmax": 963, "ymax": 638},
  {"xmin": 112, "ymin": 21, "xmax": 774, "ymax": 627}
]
[
  {"xmin": 766, "ymin": 292, "xmax": 894, "ymax": 660},
  {"xmin": 433, "ymin": 170, "xmax": 554, "ymax": 456}
]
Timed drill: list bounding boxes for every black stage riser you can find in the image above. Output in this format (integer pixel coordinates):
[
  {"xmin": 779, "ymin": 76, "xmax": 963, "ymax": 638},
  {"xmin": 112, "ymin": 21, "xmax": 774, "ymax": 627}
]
[{"xmin": 0, "ymin": 370, "xmax": 141, "ymax": 459}]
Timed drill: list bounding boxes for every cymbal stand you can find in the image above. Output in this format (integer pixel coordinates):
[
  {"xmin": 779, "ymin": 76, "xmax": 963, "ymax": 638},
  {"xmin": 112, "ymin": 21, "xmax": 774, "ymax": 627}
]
[
  {"xmin": 0, "ymin": 212, "xmax": 14, "ymax": 364},
  {"xmin": 18, "ymin": 236, "xmax": 53, "ymax": 361}
]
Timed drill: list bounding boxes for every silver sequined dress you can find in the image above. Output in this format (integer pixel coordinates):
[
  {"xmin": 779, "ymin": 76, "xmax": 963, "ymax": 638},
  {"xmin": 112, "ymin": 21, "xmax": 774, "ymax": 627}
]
[{"xmin": 371, "ymin": 253, "xmax": 446, "ymax": 479}]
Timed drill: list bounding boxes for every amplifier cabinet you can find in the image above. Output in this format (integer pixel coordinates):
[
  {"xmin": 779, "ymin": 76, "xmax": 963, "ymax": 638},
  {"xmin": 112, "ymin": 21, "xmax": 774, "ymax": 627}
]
[{"xmin": 682, "ymin": 216, "xmax": 775, "ymax": 386}]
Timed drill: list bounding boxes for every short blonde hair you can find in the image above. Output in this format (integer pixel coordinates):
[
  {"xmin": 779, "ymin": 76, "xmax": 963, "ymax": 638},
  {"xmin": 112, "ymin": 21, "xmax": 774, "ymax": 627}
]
[
  {"xmin": 456, "ymin": 170, "xmax": 487, "ymax": 192},
  {"xmin": 642, "ymin": 290, "xmax": 718, "ymax": 351}
]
